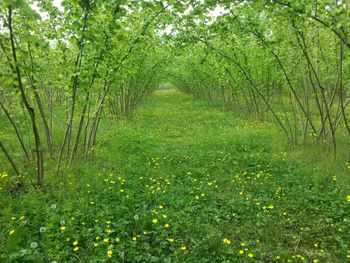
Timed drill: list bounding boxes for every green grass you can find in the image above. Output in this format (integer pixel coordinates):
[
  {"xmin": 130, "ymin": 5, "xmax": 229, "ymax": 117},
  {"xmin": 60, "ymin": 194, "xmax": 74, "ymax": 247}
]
[{"xmin": 1, "ymin": 90, "xmax": 350, "ymax": 262}]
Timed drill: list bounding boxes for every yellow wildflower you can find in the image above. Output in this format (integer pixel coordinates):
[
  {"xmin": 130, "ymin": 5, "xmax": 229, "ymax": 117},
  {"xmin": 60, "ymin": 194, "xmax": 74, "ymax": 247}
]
[
  {"xmin": 107, "ymin": 250, "xmax": 113, "ymax": 258},
  {"xmin": 223, "ymin": 238, "xmax": 231, "ymax": 245}
]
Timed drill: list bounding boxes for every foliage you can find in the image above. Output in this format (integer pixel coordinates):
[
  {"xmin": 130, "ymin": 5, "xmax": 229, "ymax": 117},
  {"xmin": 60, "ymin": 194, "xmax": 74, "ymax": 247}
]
[{"xmin": 1, "ymin": 91, "xmax": 350, "ymax": 262}]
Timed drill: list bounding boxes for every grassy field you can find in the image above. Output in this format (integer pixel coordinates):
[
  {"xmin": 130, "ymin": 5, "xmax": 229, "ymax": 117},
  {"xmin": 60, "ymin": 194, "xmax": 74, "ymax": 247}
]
[{"xmin": 1, "ymin": 90, "xmax": 350, "ymax": 262}]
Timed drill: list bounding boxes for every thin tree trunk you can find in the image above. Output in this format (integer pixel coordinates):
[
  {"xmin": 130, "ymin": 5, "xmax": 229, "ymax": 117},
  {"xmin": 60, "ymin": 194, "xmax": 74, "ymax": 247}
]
[{"xmin": 8, "ymin": 6, "xmax": 44, "ymax": 187}]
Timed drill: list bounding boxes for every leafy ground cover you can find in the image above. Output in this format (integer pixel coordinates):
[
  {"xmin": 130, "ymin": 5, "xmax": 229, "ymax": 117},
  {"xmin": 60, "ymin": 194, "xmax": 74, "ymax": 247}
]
[{"xmin": 1, "ymin": 90, "xmax": 350, "ymax": 262}]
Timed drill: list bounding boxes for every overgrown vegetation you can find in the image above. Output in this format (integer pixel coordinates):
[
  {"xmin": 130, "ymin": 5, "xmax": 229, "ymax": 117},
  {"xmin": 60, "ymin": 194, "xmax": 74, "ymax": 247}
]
[
  {"xmin": 1, "ymin": 91, "xmax": 350, "ymax": 262},
  {"xmin": 1, "ymin": 0, "xmax": 350, "ymax": 262}
]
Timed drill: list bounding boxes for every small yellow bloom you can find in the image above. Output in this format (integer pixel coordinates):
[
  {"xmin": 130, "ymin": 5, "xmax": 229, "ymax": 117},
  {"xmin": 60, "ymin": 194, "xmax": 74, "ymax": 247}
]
[
  {"xmin": 73, "ymin": 247, "xmax": 79, "ymax": 252},
  {"xmin": 103, "ymin": 238, "xmax": 109, "ymax": 243},
  {"xmin": 93, "ymin": 243, "xmax": 99, "ymax": 247},
  {"xmin": 107, "ymin": 250, "xmax": 113, "ymax": 258},
  {"xmin": 240, "ymin": 242, "xmax": 246, "ymax": 246},
  {"xmin": 168, "ymin": 238, "xmax": 174, "ymax": 243},
  {"xmin": 9, "ymin": 230, "xmax": 15, "ymax": 235},
  {"xmin": 73, "ymin": 241, "xmax": 78, "ymax": 246},
  {"xmin": 223, "ymin": 238, "xmax": 231, "ymax": 245},
  {"xmin": 106, "ymin": 221, "xmax": 111, "ymax": 224},
  {"xmin": 60, "ymin": 226, "xmax": 66, "ymax": 231},
  {"xmin": 195, "ymin": 195, "xmax": 199, "ymax": 200},
  {"xmin": 248, "ymin": 253, "xmax": 254, "ymax": 258},
  {"xmin": 132, "ymin": 236, "xmax": 137, "ymax": 241},
  {"xmin": 239, "ymin": 250, "xmax": 244, "ymax": 255},
  {"xmin": 159, "ymin": 205, "xmax": 164, "ymax": 209},
  {"xmin": 347, "ymin": 195, "xmax": 350, "ymax": 202},
  {"xmin": 115, "ymin": 237, "xmax": 120, "ymax": 242},
  {"xmin": 164, "ymin": 224, "xmax": 170, "ymax": 228},
  {"xmin": 313, "ymin": 259, "xmax": 318, "ymax": 263},
  {"xmin": 152, "ymin": 219, "xmax": 158, "ymax": 224},
  {"xmin": 181, "ymin": 246, "xmax": 187, "ymax": 251}
]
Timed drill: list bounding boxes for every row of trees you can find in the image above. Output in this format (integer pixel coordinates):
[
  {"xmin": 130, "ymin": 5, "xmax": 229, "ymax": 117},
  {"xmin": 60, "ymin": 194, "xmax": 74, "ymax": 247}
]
[
  {"xmin": 0, "ymin": 0, "xmax": 173, "ymax": 187},
  {"xmin": 1, "ymin": 0, "xmax": 349, "ymax": 188},
  {"xmin": 166, "ymin": 0, "xmax": 350, "ymax": 158}
]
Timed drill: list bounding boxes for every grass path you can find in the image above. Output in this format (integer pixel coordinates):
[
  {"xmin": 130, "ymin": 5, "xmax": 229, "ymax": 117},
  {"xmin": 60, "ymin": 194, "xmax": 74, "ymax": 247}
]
[{"xmin": 1, "ymin": 90, "xmax": 350, "ymax": 262}]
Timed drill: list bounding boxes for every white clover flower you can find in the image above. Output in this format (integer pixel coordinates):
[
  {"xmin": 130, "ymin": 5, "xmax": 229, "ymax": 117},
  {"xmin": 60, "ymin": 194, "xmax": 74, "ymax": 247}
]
[
  {"xmin": 51, "ymin": 204, "xmax": 57, "ymax": 209},
  {"xmin": 30, "ymin": 242, "xmax": 38, "ymax": 249},
  {"xmin": 133, "ymin": 215, "xmax": 139, "ymax": 220},
  {"xmin": 39, "ymin": 227, "xmax": 46, "ymax": 233},
  {"xmin": 60, "ymin": 220, "xmax": 65, "ymax": 226}
]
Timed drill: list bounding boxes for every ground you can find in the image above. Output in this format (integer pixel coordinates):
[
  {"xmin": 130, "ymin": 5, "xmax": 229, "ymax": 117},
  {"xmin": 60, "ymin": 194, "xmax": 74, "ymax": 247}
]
[{"xmin": 1, "ymin": 90, "xmax": 350, "ymax": 262}]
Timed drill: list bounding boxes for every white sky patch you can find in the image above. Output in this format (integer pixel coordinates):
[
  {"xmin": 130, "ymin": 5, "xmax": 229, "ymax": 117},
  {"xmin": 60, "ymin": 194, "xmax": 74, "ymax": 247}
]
[
  {"xmin": 53, "ymin": 0, "xmax": 64, "ymax": 12},
  {"xmin": 155, "ymin": 24, "xmax": 178, "ymax": 37},
  {"xmin": 205, "ymin": 5, "xmax": 230, "ymax": 25},
  {"xmin": 208, "ymin": 5, "xmax": 230, "ymax": 18},
  {"xmin": 31, "ymin": 1, "xmax": 49, "ymax": 20},
  {"xmin": 184, "ymin": 5, "xmax": 193, "ymax": 15},
  {"xmin": 31, "ymin": 0, "xmax": 63, "ymax": 20}
]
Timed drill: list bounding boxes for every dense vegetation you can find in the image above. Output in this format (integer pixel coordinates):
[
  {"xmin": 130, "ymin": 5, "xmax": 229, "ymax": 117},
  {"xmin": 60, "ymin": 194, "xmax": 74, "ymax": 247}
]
[{"xmin": 0, "ymin": 0, "xmax": 350, "ymax": 262}]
